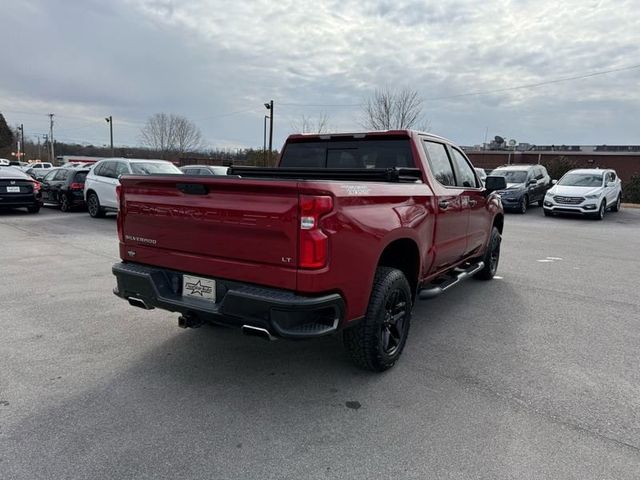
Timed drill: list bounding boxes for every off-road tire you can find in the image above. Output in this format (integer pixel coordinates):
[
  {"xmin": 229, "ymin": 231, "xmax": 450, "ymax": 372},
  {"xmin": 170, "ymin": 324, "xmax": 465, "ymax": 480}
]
[
  {"xmin": 474, "ymin": 226, "xmax": 501, "ymax": 280},
  {"xmin": 343, "ymin": 267, "xmax": 412, "ymax": 372},
  {"xmin": 537, "ymin": 198, "xmax": 544, "ymax": 207},
  {"xmin": 87, "ymin": 192, "xmax": 105, "ymax": 218}
]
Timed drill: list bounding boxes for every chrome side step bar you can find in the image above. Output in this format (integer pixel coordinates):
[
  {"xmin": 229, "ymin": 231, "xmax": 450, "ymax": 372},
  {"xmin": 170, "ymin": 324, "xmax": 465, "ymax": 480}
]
[{"xmin": 418, "ymin": 262, "xmax": 484, "ymax": 300}]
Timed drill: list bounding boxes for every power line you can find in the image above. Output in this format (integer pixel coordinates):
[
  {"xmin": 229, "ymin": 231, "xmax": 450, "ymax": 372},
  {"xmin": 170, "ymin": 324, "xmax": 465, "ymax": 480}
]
[
  {"xmin": 278, "ymin": 62, "xmax": 640, "ymax": 107},
  {"xmin": 422, "ymin": 62, "xmax": 640, "ymax": 101}
]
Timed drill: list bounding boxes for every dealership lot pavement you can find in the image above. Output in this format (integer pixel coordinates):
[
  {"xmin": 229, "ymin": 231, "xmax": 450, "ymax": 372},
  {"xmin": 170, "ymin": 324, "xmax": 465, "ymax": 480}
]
[{"xmin": 1, "ymin": 206, "xmax": 639, "ymax": 479}]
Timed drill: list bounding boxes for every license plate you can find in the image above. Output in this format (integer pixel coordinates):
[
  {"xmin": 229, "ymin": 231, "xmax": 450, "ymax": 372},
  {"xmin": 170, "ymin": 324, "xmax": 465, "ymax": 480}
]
[
  {"xmin": 182, "ymin": 274, "xmax": 216, "ymax": 301},
  {"xmin": 6, "ymin": 186, "xmax": 20, "ymax": 193}
]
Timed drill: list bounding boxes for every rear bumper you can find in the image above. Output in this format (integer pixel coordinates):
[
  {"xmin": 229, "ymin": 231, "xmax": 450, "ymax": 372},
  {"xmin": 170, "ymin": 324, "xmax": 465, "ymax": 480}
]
[
  {"xmin": 0, "ymin": 193, "xmax": 42, "ymax": 208},
  {"xmin": 112, "ymin": 262, "xmax": 345, "ymax": 339}
]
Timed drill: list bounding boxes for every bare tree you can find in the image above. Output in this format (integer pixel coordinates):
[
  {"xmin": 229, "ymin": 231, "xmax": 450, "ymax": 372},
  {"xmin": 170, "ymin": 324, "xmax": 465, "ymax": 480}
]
[
  {"xmin": 173, "ymin": 115, "xmax": 203, "ymax": 154},
  {"xmin": 291, "ymin": 113, "xmax": 330, "ymax": 134},
  {"xmin": 361, "ymin": 87, "xmax": 428, "ymax": 131},
  {"xmin": 140, "ymin": 113, "xmax": 203, "ymax": 158}
]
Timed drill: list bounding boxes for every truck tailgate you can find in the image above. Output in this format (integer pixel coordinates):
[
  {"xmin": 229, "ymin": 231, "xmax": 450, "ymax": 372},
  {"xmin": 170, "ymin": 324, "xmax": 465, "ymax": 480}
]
[{"xmin": 119, "ymin": 175, "xmax": 300, "ymax": 289}]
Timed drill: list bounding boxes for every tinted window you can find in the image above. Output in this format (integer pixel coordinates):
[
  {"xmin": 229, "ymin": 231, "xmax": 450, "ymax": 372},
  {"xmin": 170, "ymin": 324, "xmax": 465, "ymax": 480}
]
[
  {"xmin": 422, "ymin": 141, "xmax": 456, "ymax": 186},
  {"xmin": 74, "ymin": 171, "xmax": 88, "ymax": 183},
  {"xmin": 100, "ymin": 162, "xmax": 117, "ymax": 178},
  {"xmin": 281, "ymin": 139, "xmax": 414, "ymax": 169},
  {"xmin": 130, "ymin": 162, "xmax": 182, "ymax": 174},
  {"xmin": 449, "ymin": 147, "xmax": 477, "ymax": 188}
]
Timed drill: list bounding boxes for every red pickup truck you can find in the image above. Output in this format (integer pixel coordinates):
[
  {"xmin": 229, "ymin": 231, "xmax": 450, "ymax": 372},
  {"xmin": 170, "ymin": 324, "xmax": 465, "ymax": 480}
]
[{"xmin": 112, "ymin": 130, "xmax": 506, "ymax": 371}]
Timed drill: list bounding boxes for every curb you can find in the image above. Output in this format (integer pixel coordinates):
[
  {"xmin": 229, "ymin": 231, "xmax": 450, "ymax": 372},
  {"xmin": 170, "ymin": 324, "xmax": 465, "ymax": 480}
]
[{"xmin": 621, "ymin": 203, "xmax": 640, "ymax": 209}]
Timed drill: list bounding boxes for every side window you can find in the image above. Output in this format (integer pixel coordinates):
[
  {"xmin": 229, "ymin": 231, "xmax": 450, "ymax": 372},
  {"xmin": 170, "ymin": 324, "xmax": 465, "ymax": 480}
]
[
  {"xmin": 449, "ymin": 147, "xmax": 478, "ymax": 188},
  {"xmin": 54, "ymin": 170, "xmax": 69, "ymax": 181},
  {"xmin": 100, "ymin": 161, "xmax": 116, "ymax": 178},
  {"xmin": 115, "ymin": 162, "xmax": 130, "ymax": 177},
  {"xmin": 43, "ymin": 170, "xmax": 57, "ymax": 181},
  {"xmin": 422, "ymin": 141, "xmax": 456, "ymax": 187},
  {"xmin": 535, "ymin": 167, "xmax": 544, "ymax": 180}
]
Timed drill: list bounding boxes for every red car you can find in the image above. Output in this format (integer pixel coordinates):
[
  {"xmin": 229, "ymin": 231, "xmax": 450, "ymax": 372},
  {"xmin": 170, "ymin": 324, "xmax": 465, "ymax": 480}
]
[{"xmin": 112, "ymin": 130, "xmax": 506, "ymax": 371}]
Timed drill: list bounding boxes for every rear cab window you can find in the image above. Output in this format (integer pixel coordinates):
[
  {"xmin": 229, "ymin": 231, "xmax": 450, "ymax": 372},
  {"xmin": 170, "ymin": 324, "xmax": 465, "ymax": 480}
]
[{"xmin": 280, "ymin": 138, "xmax": 414, "ymax": 169}]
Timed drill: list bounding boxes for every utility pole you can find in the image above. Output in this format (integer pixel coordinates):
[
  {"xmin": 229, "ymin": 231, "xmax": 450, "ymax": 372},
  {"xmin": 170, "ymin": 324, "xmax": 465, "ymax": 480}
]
[
  {"xmin": 264, "ymin": 100, "xmax": 273, "ymax": 162},
  {"xmin": 48, "ymin": 114, "xmax": 55, "ymax": 164},
  {"xmin": 21, "ymin": 124, "xmax": 25, "ymax": 161},
  {"xmin": 43, "ymin": 134, "xmax": 49, "ymax": 162},
  {"xmin": 105, "ymin": 115, "xmax": 114, "ymax": 156},
  {"xmin": 37, "ymin": 136, "xmax": 41, "ymax": 159}
]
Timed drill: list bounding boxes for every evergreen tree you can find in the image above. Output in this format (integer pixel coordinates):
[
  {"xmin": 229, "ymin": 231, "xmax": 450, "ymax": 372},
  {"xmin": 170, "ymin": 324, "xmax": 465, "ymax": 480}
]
[{"xmin": 0, "ymin": 113, "xmax": 14, "ymax": 150}]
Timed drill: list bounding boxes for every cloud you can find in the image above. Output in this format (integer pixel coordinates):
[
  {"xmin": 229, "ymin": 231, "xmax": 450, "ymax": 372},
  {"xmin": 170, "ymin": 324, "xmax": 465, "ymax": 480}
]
[{"xmin": 1, "ymin": 0, "xmax": 639, "ymax": 149}]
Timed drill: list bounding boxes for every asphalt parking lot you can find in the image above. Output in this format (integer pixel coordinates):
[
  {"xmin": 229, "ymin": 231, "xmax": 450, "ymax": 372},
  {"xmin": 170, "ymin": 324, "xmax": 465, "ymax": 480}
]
[{"xmin": 1, "ymin": 206, "xmax": 639, "ymax": 479}]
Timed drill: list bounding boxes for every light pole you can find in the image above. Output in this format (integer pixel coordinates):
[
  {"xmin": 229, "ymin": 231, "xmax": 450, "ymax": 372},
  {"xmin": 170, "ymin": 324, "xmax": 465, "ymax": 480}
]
[
  {"xmin": 263, "ymin": 115, "xmax": 270, "ymax": 166},
  {"xmin": 17, "ymin": 124, "xmax": 24, "ymax": 162},
  {"xmin": 105, "ymin": 116, "xmax": 114, "ymax": 156},
  {"xmin": 264, "ymin": 100, "xmax": 273, "ymax": 158}
]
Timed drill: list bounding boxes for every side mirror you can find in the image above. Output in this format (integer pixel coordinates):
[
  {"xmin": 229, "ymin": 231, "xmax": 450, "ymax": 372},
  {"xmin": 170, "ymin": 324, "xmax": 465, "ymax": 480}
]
[
  {"xmin": 528, "ymin": 179, "xmax": 537, "ymax": 185},
  {"xmin": 551, "ymin": 179, "xmax": 557, "ymax": 185},
  {"xmin": 606, "ymin": 181, "xmax": 615, "ymax": 187},
  {"xmin": 485, "ymin": 175, "xmax": 507, "ymax": 193}
]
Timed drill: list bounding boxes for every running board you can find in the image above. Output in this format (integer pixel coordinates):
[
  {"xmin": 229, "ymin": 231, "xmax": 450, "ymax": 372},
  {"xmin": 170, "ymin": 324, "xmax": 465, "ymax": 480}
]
[{"xmin": 418, "ymin": 262, "xmax": 484, "ymax": 300}]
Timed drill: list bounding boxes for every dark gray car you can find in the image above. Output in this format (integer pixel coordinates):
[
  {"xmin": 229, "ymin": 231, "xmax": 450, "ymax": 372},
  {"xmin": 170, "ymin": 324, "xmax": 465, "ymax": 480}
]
[{"xmin": 491, "ymin": 164, "xmax": 551, "ymax": 213}]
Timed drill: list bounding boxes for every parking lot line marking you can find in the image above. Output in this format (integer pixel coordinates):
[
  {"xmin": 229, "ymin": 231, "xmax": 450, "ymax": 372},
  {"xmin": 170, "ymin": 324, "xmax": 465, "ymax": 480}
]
[
  {"xmin": 537, "ymin": 259, "xmax": 554, "ymax": 263},
  {"xmin": 494, "ymin": 276, "xmax": 504, "ymax": 280},
  {"xmin": 546, "ymin": 257, "xmax": 563, "ymax": 260}
]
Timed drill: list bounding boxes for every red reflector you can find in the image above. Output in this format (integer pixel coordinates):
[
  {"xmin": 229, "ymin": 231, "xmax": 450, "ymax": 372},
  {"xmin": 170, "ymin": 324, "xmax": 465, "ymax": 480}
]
[
  {"xmin": 115, "ymin": 185, "xmax": 124, "ymax": 242},
  {"xmin": 298, "ymin": 195, "xmax": 333, "ymax": 269}
]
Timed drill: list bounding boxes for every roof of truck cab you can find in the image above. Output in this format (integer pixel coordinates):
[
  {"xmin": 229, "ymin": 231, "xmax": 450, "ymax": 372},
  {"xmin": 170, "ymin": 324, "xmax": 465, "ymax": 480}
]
[{"xmin": 286, "ymin": 130, "xmax": 452, "ymax": 144}]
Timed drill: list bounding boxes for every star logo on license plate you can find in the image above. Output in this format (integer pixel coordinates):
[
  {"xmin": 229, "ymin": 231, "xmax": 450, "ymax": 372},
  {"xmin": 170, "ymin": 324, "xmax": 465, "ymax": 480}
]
[{"xmin": 184, "ymin": 280, "xmax": 212, "ymax": 297}]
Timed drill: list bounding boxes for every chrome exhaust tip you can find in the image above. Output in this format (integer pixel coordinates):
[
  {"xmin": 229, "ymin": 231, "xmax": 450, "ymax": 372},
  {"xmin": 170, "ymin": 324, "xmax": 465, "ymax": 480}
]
[{"xmin": 128, "ymin": 297, "xmax": 152, "ymax": 310}]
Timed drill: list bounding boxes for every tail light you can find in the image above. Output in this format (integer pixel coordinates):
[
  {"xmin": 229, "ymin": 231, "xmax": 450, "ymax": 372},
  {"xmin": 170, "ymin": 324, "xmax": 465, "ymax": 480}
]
[
  {"xmin": 116, "ymin": 185, "xmax": 124, "ymax": 242},
  {"xmin": 32, "ymin": 181, "xmax": 41, "ymax": 192},
  {"xmin": 298, "ymin": 195, "xmax": 333, "ymax": 269},
  {"xmin": 69, "ymin": 182, "xmax": 84, "ymax": 190}
]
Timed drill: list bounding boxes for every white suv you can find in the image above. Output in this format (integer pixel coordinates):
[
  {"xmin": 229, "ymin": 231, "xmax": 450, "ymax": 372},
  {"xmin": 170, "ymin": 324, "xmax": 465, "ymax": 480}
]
[
  {"xmin": 84, "ymin": 158, "xmax": 182, "ymax": 217},
  {"xmin": 543, "ymin": 168, "xmax": 622, "ymax": 220}
]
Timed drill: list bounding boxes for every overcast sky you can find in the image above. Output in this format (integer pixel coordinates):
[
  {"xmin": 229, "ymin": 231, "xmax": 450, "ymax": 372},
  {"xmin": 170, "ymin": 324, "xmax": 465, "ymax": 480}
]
[{"xmin": 2, "ymin": 0, "xmax": 639, "ymax": 151}]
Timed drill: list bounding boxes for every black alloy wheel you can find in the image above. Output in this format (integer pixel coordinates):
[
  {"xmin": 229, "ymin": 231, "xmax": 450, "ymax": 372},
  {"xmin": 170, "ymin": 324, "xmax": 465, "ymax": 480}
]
[
  {"xmin": 60, "ymin": 194, "xmax": 70, "ymax": 212},
  {"xmin": 381, "ymin": 288, "xmax": 409, "ymax": 356}
]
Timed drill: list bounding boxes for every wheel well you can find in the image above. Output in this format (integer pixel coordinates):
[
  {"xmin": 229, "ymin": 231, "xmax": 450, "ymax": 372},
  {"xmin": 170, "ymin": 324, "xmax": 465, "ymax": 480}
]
[
  {"xmin": 493, "ymin": 214, "xmax": 504, "ymax": 234},
  {"xmin": 378, "ymin": 239, "xmax": 420, "ymax": 297}
]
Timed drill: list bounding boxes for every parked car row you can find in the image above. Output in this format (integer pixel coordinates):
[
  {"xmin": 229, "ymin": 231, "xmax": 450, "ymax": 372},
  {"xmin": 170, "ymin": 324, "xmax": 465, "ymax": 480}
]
[
  {"xmin": 1, "ymin": 156, "xmax": 624, "ymax": 222},
  {"xmin": 486, "ymin": 164, "xmax": 623, "ymax": 220}
]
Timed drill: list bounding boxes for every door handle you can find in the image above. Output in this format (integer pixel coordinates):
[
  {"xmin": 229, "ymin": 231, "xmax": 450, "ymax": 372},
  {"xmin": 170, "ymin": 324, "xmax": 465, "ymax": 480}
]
[
  {"xmin": 469, "ymin": 199, "xmax": 477, "ymax": 207},
  {"xmin": 438, "ymin": 200, "xmax": 450, "ymax": 210}
]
